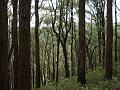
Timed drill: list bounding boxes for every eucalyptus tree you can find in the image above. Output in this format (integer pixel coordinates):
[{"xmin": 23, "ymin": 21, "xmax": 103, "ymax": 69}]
[
  {"xmin": 70, "ymin": 0, "xmax": 75, "ymax": 76},
  {"xmin": 78, "ymin": 0, "xmax": 86, "ymax": 85},
  {"xmin": 50, "ymin": 0, "xmax": 71, "ymax": 78},
  {"xmin": 35, "ymin": 0, "xmax": 41, "ymax": 88},
  {"xmin": 11, "ymin": 0, "xmax": 19, "ymax": 90},
  {"xmin": 0, "ymin": 0, "xmax": 8, "ymax": 89},
  {"xmin": 105, "ymin": 0, "xmax": 113, "ymax": 80},
  {"xmin": 114, "ymin": 0, "xmax": 118, "ymax": 62},
  {"xmin": 18, "ymin": 0, "xmax": 32, "ymax": 89}
]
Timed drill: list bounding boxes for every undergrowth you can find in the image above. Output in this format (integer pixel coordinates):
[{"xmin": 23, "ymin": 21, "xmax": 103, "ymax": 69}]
[{"xmin": 33, "ymin": 62, "xmax": 120, "ymax": 90}]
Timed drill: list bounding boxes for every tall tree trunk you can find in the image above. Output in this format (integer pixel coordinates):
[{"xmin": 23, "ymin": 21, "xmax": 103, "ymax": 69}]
[
  {"xmin": 105, "ymin": 0, "xmax": 113, "ymax": 80},
  {"xmin": 71, "ymin": 0, "xmax": 75, "ymax": 76},
  {"xmin": 18, "ymin": 0, "xmax": 32, "ymax": 89},
  {"xmin": 0, "ymin": 0, "xmax": 8, "ymax": 90},
  {"xmin": 100, "ymin": 0, "xmax": 105, "ymax": 69},
  {"xmin": 96, "ymin": 4, "xmax": 102, "ymax": 64},
  {"xmin": 56, "ymin": 1, "xmax": 62, "ymax": 83},
  {"xmin": 62, "ymin": 43, "xmax": 70, "ymax": 78},
  {"xmin": 114, "ymin": 0, "xmax": 117, "ymax": 62},
  {"xmin": 12, "ymin": 0, "xmax": 19, "ymax": 90},
  {"xmin": 52, "ymin": 43, "xmax": 55, "ymax": 81},
  {"xmin": 98, "ymin": 30, "xmax": 101, "ymax": 64},
  {"xmin": 32, "ymin": 50, "xmax": 35, "ymax": 88},
  {"xmin": 56, "ymin": 36, "xmax": 60, "ymax": 83},
  {"xmin": 43, "ymin": 49, "xmax": 46, "ymax": 85},
  {"xmin": 102, "ymin": 31, "xmax": 105, "ymax": 68},
  {"xmin": 78, "ymin": 0, "xmax": 86, "ymax": 85},
  {"xmin": 35, "ymin": 0, "xmax": 41, "ymax": 88},
  {"xmin": 102, "ymin": 13, "xmax": 105, "ymax": 69}
]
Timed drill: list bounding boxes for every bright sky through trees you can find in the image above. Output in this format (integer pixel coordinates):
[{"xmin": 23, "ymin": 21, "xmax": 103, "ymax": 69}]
[{"xmin": 30, "ymin": 0, "xmax": 120, "ymax": 27}]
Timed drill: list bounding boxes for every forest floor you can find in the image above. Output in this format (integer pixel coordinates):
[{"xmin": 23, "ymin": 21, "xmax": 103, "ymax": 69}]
[{"xmin": 33, "ymin": 62, "xmax": 120, "ymax": 90}]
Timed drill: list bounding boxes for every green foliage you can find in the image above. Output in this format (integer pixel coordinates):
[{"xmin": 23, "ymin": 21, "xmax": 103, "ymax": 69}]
[
  {"xmin": 33, "ymin": 63, "xmax": 120, "ymax": 90},
  {"xmin": 56, "ymin": 77, "xmax": 80, "ymax": 90},
  {"xmin": 86, "ymin": 69, "xmax": 104, "ymax": 85},
  {"xmin": 33, "ymin": 75, "xmax": 119, "ymax": 90},
  {"xmin": 113, "ymin": 62, "xmax": 120, "ymax": 81}
]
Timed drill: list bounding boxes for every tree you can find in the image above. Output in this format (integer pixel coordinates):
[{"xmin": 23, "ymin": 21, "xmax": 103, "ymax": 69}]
[
  {"xmin": 105, "ymin": 0, "xmax": 113, "ymax": 80},
  {"xmin": 35, "ymin": 0, "xmax": 41, "ymax": 88},
  {"xmin": 114, "ymin": 0, "xmax": 118, "ymax": 62},
  {"xmin": 96, "ymin": 1, "xmax": 102, "ymax": 64},
  {"xmin": 52, "ymin": 41, "xmax": 55, "ymax": 81},
  {"xmin": 12, "ymin": 0, "xmax": 19, "ymax": 90},
  {"xmin": 18, "ymin": 0, "xmax": 32, "ymax": 89},
  {"xmin": 71, "ymin": 0, "xmax": 75, "ymax": 76},
  {"xmin": 51, "ymin": 0, "xmax": 70, "ymax": 78},
  {"xmin": 0, "ymin": 0, "xmax": 8, "ymax": 90},
  {"xmin": 77, "ymin": 0, "xmax": 86, "ymax": 85},
  {"xmin": 56, "ymin": 31, "xmax": 60, "ymax": 83},
  {"xmin": 100, "ymin": 0, "xmax": 105, "ymax": 68}
]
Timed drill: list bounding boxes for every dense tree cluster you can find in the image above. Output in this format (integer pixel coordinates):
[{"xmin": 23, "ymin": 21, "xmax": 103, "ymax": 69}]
[{"xmin": 0, "ymin": 0, "xmax": 119, "ymax": 90}]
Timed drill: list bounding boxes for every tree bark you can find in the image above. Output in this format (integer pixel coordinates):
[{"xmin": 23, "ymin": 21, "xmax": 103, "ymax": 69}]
[
  {"xmin": 12, "ymin": 0, "xmax": 19, "ymax": 90},
  {"xmin": 18, "ymin": 0, "xmax": 32, "ymax": 89},
  {"xmin": 100, "ymin": 0, "xmax": 105, "ymax": 69},
  {"xmin": 114, "ymin": 0, "xmax": 117, "ymax": 62},
  {"xmin": 35, "ymin": 0, "xmax": 41, "ymax": 88},
  {"xmin": 52, "ymin": 43, "xmax": 55, "ymax": 81},
  {"xmin": 56, "ymin": 36, "xmax": 60, "ymax": 83},
  {"xmin": 71, "ymin": 0, "xmax": 75, "ymax": 76},
  {"xmin": 0, "ymin": 0, "xmax": 8, "ymax": 90},
  {"xmin": 62, "ymin": 43, "xmax": 70, "ymax": 78},
  {"xmin": 105, "ymin": 0, "xmax": 113, "ymax": 80},
  {"xmin": 78, "ymin": 0, "xmax": 86, "ymax": 85}
]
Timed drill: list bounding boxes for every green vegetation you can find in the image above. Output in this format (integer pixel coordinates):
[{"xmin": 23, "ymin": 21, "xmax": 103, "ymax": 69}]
[
  {"xmin": 33, "ymin": 62, "xmax": 120, "ymax": 90},
  {"xmin": 1, "ymin": 0, "xmax": 120, "ymax": 89}
]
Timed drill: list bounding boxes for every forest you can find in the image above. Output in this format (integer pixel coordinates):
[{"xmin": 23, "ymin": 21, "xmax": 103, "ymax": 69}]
[{"xmin": 0, "ymin": 0, "xmax": 120, "ymax": 90}]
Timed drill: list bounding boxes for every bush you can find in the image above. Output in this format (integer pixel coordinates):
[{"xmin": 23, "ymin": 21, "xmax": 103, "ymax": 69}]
[
  {"xmin": 33, "ymin": 65, "xmax": 120, "ymax": 90},
  {"xmin": 86, "ymin": 69, "xmax": 104, "ymax": 86}
]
